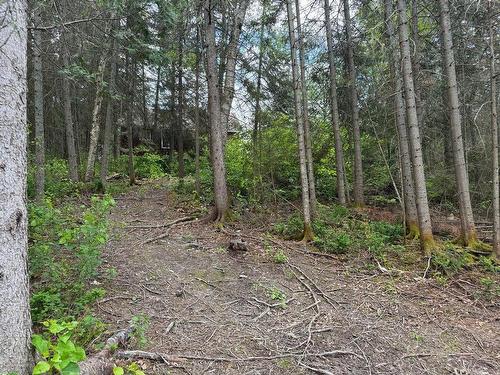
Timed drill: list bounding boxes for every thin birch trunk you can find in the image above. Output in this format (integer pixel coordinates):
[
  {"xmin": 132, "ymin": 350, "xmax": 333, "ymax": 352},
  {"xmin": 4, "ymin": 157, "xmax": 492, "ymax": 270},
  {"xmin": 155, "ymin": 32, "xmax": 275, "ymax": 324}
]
[
  {"xmin": 204, "ymin": 0, "xmax": 229, "ymax": 221},
  {"xmin": 323, "ymin": 0, "xmax": 347, "ymax": 205},
  {"xmin": 397, "ymin": 0, "xmax": 435, "ymax": 254},
  {"xmin": 384, "ymin": 0, "xmax": 419, "ymax": 236},
  {"xmin": 295, "ymin": 0, "xmax": 317, "ymax": 216},
  {"xmin": 0, "ymin": 1, "xmax": 33, "ymax": 372},
  {"xmin": 100, "ymin": 33, "xmax": 118, "ymax": 189},
  {"xmin": 489, "ymin": 0, "xmax": 499, "ymax": 256},
  {"xmin": 286, "ymin": 0, "xmax": 313, "ymax": 240},
  {"xmin": 84, "ymin": 53, "xmax": 108, "ymax": 182},
  {"xmin": 344, "ymin": 0, "xmax": 363, "ymax": 206},
  {"xmin": 439, "ymin": 0, "xmax": 478, "ymax": 246},
  {"xmin": 33, "ymin": 7, "xmax": 45, "ymax": 200}
]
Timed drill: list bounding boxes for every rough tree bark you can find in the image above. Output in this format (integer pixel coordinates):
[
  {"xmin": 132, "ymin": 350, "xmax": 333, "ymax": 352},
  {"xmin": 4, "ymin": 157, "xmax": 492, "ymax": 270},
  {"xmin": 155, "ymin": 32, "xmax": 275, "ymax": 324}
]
[
  {"xmin": 204, "ymin": 0, "xmax": 229, "ymax": 221},
  {"xmin": 489, "ymin": 0, "xmax": 499, "ymax": 257},
  {"xmin": 439, "ymin": 0, "xmax": 478, "ymax": 247},
  {"xmin": 61, "ymin": 37, "xmax": 79, "ymax": 182},
  {"xmin": 32, "ymin": 5, "xmax": 45, "ymax": 200},
  {"xmin": 100, "ymin": 32, "xmax": 118, "ymax": 189},
  {"xmin": 411, "ymin": 0, "xmax": 423, "ymax": 128},
  {"xmin": 194, "ymin": 26, "xmax": 201, "ymax": 195},
  {"xmin": 177, "ymin": 26, "xmax": 185, "ymax": 179},
  {"xmin": 220, "ymin": 0, "xmax": 250, "ymax": 145},
  {"xmin": 384, "ymin": 0, "xmax": 419, "ymax": 237},
  {"xmin": 397, "ymin": 0, "xmax": 435, "ymax": 254},
  {"xmin": 344, "ymin": 0, "xmax": 364, "ymax": 206},
  {"xmin": 323, "ymin": 0, "xmax": 347, "ymax": 205},
  {"xmin": 84, "ymin": 52, "xmax": 108, "ymax": 182},
  {"xmin": 286, "ymin": 0, "xmax": 313, "ymax": 240},
  {"xmin": 295, "ymin": 0, "xmax": 317, "ymax": 217},
  {"xmin": 153, "ymin": 66, "xmax": 161, "ymax": 129},
  {"xmin": 0, "ymin": 1, "xmax": 33, "ymax": 373}
]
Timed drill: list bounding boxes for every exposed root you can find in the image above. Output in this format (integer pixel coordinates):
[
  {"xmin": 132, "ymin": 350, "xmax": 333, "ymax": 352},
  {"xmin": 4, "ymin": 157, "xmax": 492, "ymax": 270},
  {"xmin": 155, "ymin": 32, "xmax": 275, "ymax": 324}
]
[{"xmin": 141, "ymin": 216, "xmax": 197, "ymax": 245}]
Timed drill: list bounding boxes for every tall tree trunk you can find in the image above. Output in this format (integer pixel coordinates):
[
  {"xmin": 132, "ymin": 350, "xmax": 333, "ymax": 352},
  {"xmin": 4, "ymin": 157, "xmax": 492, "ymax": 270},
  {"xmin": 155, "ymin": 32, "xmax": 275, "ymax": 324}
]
[
  {"xmin": 100, "ymin": 34, "xmax": 118, "ymax": 189},
  {"xmin": 0, "ymin": 1, "xmax": 33, "ymax": 372},
  {"xmin": 153, "ymin": 66, "xmax": 161, "ymax": 129},
  {"xmin": 323, "ymin": 0, "xmax": 347, "ymax": 205},
  {"xmin": 84, "ymin": 53, "xmax": 108, "ymax": 182},
  {"xmin": 61, "ymin": 40, "xmax": 79, "ymax": 182},
  {"xmin": 397, "ymin": 0, "xmax": 435, "ymax": 254},
  {"xmin": 220, "ymin": 0, "xmax": 250, "ymax": 145},
  {"xmin": 194, "ymin": 26, "xmax": 201, "ymax": 195},
  {"xmin": 411, "ymin": 0, "xmax": 423, "ymax": 128},
  {"xmin": 177, "ymin": 30, "xmax": 185, "ymax": 179},
  {"xmin": 169, "ymin": 62, "xmax": 176, "ymax": 162},
  {"xmin": 489, "ymin": 0, "xmax": 499, "ymax": 257},
  {"xmin": 286, "ymin": 0, "xmax": 313, "ymax": 240},
  {"xmin": 126, "ymin": 56, "xmax": 136, "ymax": 185},
  {"xmin": 384, "ymin": 0, "xmax": 419, "ymax": 237},
  {"xmin": 344, "ymin": 0, "xmax": 364, "ymax": 206},
  {"xmin": 32, "ymin": 6, "xmax": 45, "ymax": 200},
  {"xmin": 439, "ymin": 0, "xmax": 477, "ymax": 246},
  {"xmin": 295, "ymin": 0, "xmax": 317, "ymax": 216},
  {"xmin": 204, "ymin": 0, "xmax": 229, "ymax": 221},
  {"xmin": 142, "ymin": 64, "xmax": 148, "ymax": 132}
]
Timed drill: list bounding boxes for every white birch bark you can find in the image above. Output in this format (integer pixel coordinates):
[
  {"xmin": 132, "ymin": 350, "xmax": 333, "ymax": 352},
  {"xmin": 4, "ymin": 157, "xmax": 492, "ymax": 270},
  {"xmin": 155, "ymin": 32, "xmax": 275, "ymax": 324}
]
[{"xmin": 0, "ymin": 1, "xmax": 33, "ymax": 373}]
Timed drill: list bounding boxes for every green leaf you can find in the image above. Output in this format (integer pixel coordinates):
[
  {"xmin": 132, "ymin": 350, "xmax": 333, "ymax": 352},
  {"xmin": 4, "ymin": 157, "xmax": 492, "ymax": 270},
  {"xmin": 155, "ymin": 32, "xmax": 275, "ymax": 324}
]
[
  {"xmin": 32, "ymin": 335, "xmax": 50, "ymax": 357},
  {"xmin": 60, "ymin": 362, "xmax": 80, "ymax": 375},
  {"xmin": 32, "ymin": 361, "xmax": 51, "ymax": 374},
  {"xmin": 113, "ymin": 366, "xmax": 124, "ymax": 375}
]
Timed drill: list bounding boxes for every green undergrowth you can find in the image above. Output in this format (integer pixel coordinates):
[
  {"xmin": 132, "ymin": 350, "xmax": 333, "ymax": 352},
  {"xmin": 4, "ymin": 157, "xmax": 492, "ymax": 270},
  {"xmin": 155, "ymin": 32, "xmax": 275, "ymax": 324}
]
[
  {"xmin": 273, "ymin": 204, "xmax": 404, "ymax": 258},
  {"xmin": 28, "ymin": 194, "xmax": 114, "ymax": 338}
]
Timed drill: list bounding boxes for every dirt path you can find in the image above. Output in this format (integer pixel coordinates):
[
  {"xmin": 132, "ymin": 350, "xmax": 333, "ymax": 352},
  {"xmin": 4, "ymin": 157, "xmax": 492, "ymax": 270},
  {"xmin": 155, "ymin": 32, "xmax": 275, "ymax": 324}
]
[{"xmin": 96, "ymin": 182, "xmax": 499, "ymax": 375}]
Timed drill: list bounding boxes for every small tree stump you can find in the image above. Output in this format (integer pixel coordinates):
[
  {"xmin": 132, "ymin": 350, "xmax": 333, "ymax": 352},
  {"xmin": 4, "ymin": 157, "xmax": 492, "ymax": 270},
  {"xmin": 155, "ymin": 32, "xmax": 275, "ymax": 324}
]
[{"xmin": 229, "ymin": 239, "xmax": 248, "ymax": 251}]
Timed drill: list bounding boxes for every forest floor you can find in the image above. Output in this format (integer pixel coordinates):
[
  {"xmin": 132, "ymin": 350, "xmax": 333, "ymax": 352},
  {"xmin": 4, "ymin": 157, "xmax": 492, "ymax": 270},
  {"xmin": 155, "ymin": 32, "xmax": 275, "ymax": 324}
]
[{"xmin": 95, "ymin": 180, "xmax": 499, "ymax": 375}]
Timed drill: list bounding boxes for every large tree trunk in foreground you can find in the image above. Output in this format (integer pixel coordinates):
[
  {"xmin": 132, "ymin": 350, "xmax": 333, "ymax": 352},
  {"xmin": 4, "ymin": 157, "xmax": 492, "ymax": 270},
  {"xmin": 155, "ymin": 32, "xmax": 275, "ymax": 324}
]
[
  {"xmin": 411, "ymin": 0, "xmax": 423, "ymax": 128},
  {"xmin": 0, "ymin": 1, "xmax": 33, "ymax": 373},
  {"xmin": 295, "ymin": 0, "xmax": 317, "ymax": 217},
  {"xmin": 439, "ymin": 0, "xmax": 478, "ymax": 247},
  {"xmin": 32, "ymin": 7, "xmax": 45, "ymax": 200},
  {"xmin": 100, "ymin": 35, "xmax": 118, "ymax": 189},
  {"xmin": 204, "ymin": 0, "xmax": 229, "ymax": 221},
  {"xmin": 286, "ymin": 0, "xmax": 313, "ymax": 240},
  {"xmin": 323, "ymin": 0, "xmax": 347, "ymax": 205},
  {"xmin": 384, "ymin": 0, "xmax": 419, "ymax": 237},
  {"xmin": 85, "ymin": 53, "xmax": 108, "ymax": 182},
  {"xmin": 344, "ymin": 0, "xmax": 364, "ymax": 206},
  {"xmin": 489, "ymin": 0, "xmax": 499, "ymax": 257},
  {"xmin": 397, "ymin": 0, "xmax": 435, "ymax": 254}
]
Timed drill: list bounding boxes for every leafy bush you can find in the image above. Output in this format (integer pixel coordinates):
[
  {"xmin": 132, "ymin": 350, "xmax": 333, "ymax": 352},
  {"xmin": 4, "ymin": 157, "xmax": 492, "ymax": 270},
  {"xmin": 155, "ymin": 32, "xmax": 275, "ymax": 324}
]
[
  {"xmin": 32, "ymin": 320, "xmax": 86, "ymax": 375},
  {"xmin": 29, "ymin": 195, "xmax": 114, "ymax": 323}
]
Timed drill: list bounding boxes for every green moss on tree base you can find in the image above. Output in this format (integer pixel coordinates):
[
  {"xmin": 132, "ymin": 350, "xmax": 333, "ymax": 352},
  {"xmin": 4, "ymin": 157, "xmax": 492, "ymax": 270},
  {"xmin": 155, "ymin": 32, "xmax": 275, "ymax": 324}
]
[
  {"xmin": 407, "ymin": 221, "xmax": 420, "ymax": 240},
  {"xmin": 421, "ymin": 234, "xmax": 440, "ymax": 256},
  {"xmin": 302, "ymin": 223, "xmax": 314, "ymax": 242}
]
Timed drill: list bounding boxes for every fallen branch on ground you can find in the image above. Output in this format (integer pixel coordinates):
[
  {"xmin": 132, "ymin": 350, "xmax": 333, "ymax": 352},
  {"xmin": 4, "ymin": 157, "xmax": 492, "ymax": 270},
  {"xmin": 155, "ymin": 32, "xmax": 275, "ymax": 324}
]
[
  {"xmin": 116, "ymin": 349, "xmax": 362, "ymax": 363},
  {"xmin": 141, "ymin": 216, "xmax": 197, "ymax": 244}
]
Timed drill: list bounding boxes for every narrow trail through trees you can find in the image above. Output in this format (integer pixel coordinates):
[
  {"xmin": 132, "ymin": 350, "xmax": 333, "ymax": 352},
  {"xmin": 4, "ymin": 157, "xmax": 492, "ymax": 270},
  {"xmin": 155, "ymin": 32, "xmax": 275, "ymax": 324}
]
[{"xmin": 96, "ymin": 182, "xmax": 499, "ymax": 374}]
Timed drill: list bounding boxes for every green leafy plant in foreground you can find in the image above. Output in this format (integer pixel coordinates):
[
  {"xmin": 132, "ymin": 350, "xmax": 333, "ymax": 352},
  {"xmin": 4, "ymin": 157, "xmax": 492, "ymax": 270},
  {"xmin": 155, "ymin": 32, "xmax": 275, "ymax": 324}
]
[{"xmin": 32, "ymin": 320, "xmax": 86, "ymax": 375}]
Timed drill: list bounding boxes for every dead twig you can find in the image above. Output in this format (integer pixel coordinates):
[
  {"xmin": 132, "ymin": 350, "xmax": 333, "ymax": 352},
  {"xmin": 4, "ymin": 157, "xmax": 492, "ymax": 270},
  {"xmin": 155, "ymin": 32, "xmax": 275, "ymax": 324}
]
[{"xmin": 141, "ymin": 217, "xmax": 197, "ymax": 245}]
